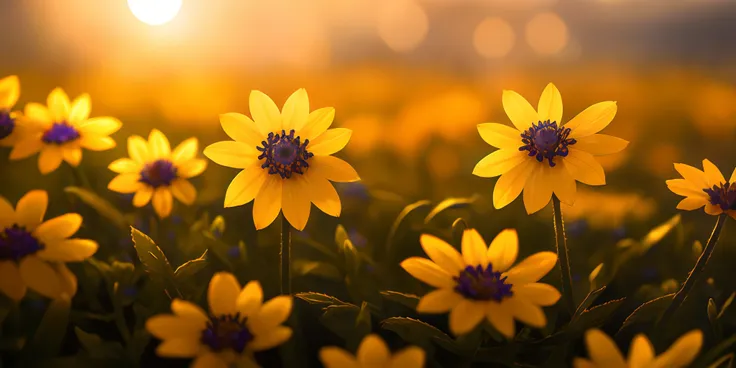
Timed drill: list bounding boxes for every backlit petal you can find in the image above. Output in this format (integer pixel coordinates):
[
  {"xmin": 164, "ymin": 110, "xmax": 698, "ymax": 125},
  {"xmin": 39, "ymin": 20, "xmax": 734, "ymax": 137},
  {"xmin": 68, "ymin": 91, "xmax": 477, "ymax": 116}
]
[
  {"xmin": 506, "ymin": 297, "xmax": 547, "ymax": 327},
  {"xmin": 0, "ymin": 261, "xmax": 26, "ymax": 300},
  {"xmin": 24, "ymin": 103, "xmax": 52, "ymax": 124},
  {"xmin": 573, "ymin": 134, "xmax": 629, "ymax": 156},
  {"xmin": 282, "ymin": 177, "xmax": 312, "ymax": 231},
  {"xmin": 493, "ymin": 159, "xmax": 535, "ymax": 209},
  {"xmin": 33, "ymin": 213, "xmax": 82, "ymax": 242},
  {"xmin": 502, "ymin": 90, "xmax": 539, "ymax": 132},
  {"xmin": 477, "ymin": 123, "xmax": 522, "ymax": 150},
  {"xmin": 16, "ymin": 190, "xmax": 48, "ymax": 229},
  {"xmin": 20, "ymin": 256, "xmax": 62, "ymax": 299},
  {"xmin": 224, "ymin": 165, "xmax": 268, "ymax": 208},
  {"xmin": 461, "ymin": 229, "xmax": 488, "ymax": 268},
  {"xmin": 308, "ymin": 155, "xmax": 360, "ymax": 183},
  {"xmin": 76, "ymin": 117, "xmax": 122, "ymax": 136},
  {"xmin": 449, "ymin": 300, "xmax": 485, "ymax": 335},
  {"xmin": 192, "ymin": 352, "xmax": 228, "ymax": 368},
  {"xmin": 400, "ymin": 257, "xmax": 455, "ymax": 289},
  {"xmin": 249, "ymin": 326, "xmax": 293, "ymax": 351},
  {"xmin": 674, "ymin": 163, "xmax": 708, "ymax": 189},
  {"xmin": 584, "ymin": 329, "xmax": 626, "ymax": 367},
  {"xmin": 79, "ymin": 135, "xmax": 116, "ymax": 151},
  {"xmin": 171, "ymin": 299, "xmax": 209, "ymax": 327},
  {"xmin": 208, "ymin": 272, "xmax": 241, "ymax": 316},
  {"xmin": 299, "ymin": 107, "xmax": 335, "ymax": 141},
  {"xmin": 9, "ymin": 137, "xmax": 43, "ymax": 160},
  {"xmin": 504, "ymin": 251, "xmax": 558, "ymax": 285},
  {"xmin": 38, "ymin": 146, "xmax": 63, "ymax": 174},
  {"xmin": 523, "ymin": 164, "xmax": 554, "ymax": 214},
  {"xmin": 0, "ymin": 196, "xmax": 15, "ymax": 229},
  {"xmin": 62, "ymin": 147, "xmax": 82, "ymax": 167},
  {"xmin": 652, "ymin": 330, "xmax": 702, "ymax": 368},
  {"xmin": 487, "ymin": 229, "xmax": 518, "ymax": 272},
  {"xmin": 566, "ymin": 102, "xmax": 618, "ymax": 139},
  {"xmin": 47, "ymin": 88, "xmax": 70, "ymax": 122},
  {"xmin": 108, "ymin": 174, "xmax": 142, "ymax": 194},
  {"xmin": 171, "ymin": 137, "xmax": 198, "ymax": 164},
  {"xmin": 248, "ymin": 296, "xmax": 293, "ymax": 334},
  {"xmin": 676, "ymin": 197, "xmax": 707, "ymax": 211},
  {"xmin": 177, "ymin": 159, "xmax": 207, "ymax": 178},
  {"xmin": 420, "ymin": 234, "xmax": 465, "ymax": 274},
  {"xmin": 0, "ymin": 75, "xmax": 20, "ymax": 108},
  {"xmin": 133, "ymin": 187, "xmax": 153, "ymax": 207},
  {"xmin": 250, "ymin": 90, "xmax": 282, "ymax": 135},
  {"xmin": 564, "ymin": 149, "xmax": 606, "ymax": 186},
  {"xmin": 128, "ymin": 135, "xmax": 150, "ymax": 164},
  {"xmin": 308, "ymin": 175, "xmax": 341, "ymax": 217},
  {"xmin": 537, "ymin": 83, "xmax": 563, "ymax": 124},
  {"xmin": 68, "ymin": 94, "xmax": 91, "ymax": 124},
  {"xmin": 155, "ymin": 337, "xmax": 201, "ymax": 358},
  {"xmin": 37, "ymin": 239, "xmax": 98, "ymax": 262},
  {"xmin": 204, "ymin": 141, "xmax": 259, "ymax": 169},
  {"xmin": 219, "ymin": 113, "xmax": 263, "ymax": 147},
  {"xmin": 730, "ymin": 168, "xmax": 736, "ymax": 184},
  {"xmin": 152, "ymin": 188, "xmax": 173, "ymax": 218},
  {"xmin": 146, "ymin": 315, "xmax": 206, "ymax": 340},
  {"xmin": 552, "ymin": 163, "xmax": 577, "ymax": 206},
  {"xmin": 171, "ymin": 179, "xmax": 197, "ymax": 205},
  {"xmin": 702, "ymin": 159, "xmax": 726, "ymax": 187},
  {"xmin": 389, "ymin": 347, "xmax": 426, "ymax": 368},
  {"xmin": 236, "ymin": 281, "xmax": 263, "ymax": 317},
  {"xmin": 666, "ymin": 179, "xmax": 707, "ymax": 198},
  {"xmin": 473, "ymin": 149, "xmax": 527, "ymax": 178},
  {"xmin": 573, "ymin": 358, "xmax": 597, "ymax": 368},
  {"xmin": 486, "ymin": 301, "xmax": 515, "ymax": 338},
  {"xmin": 148, "ymin": 129, "xmax": 171, "ymax": 159},
  {"xmin": 320, "ymin": 347, "xmax": 360, "ymax": 368},
  {"xmin": 281, "ymin": 88, "xmax": 309, "ymax": 131},
  {"xmin": 308, "ymin": 128, "xmax": 351, "ymax": 156},
  {"xmin": 109, "ymin": 158, "xmax": 141, "ymax": 173},
  {"xmin": 628, "ymin": 334, "xmax": 655, "ymax": 368},
  {"xmin": 253, "ymin": 176, "xmax": 282, "ymax": 230},
  {"xmin": 512, "ymin": 283, "xmax": 561, "ymax": 306},
  {"xmin": 416, "ymin": 288, "xmax": 463, "ymax": 313},
  {"xmin": 357, "ymin": 334, "xmax": 390, "ymax": 367}
]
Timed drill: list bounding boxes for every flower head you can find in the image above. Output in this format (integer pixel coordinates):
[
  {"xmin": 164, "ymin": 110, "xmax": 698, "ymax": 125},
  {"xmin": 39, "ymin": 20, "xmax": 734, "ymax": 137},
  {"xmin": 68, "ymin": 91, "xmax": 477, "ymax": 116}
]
[
  {"xmin": 473, "ymin": 83, "xmax": 628, "ymax": 214},
  {"xmin": 204, "ymin": 89, "xmax": 360, "ymax": 231},
  {"xmin": 146, "ymin": 272, "xmax": 293, "ymax": 368},
  {"xmin": 0, "ymin": 190, "xmax": 98, "ymax": 300},
  {"xmin": 666, "ymin": 159, "xmax": 735, "ymax": 219},
  {"xmin": 108, "ymin": 129, "xmax": 207, "ymax": 219},
  {"xmin": 319, "ymin": 334, "xmax": 425, "ymax": 368},
  {"xmin": 400, "ymin": 228, "xmax": 560, "ymax": 336},
  {"xmin": 0, "ymin": 75, "xmax": 22, "ymax": 147},
  {"xmin": 574, "ymin": 329, "xmax": 702, "ymax": 368}
]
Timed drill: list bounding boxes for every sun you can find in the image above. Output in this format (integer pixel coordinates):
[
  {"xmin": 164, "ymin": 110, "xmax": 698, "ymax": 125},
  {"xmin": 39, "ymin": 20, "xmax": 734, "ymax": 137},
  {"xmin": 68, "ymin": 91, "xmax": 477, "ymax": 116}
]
[{"xmin": 127, "ymin": 0, "xmax": 183, "ymax": 26}]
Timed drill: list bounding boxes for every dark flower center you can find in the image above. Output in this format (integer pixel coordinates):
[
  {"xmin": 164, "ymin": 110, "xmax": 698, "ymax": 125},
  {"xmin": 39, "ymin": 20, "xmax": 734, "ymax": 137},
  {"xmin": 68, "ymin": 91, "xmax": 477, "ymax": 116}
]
[
  {"xmin": 0, "ymin": 225, "xmax": 45, "ymax": 261},
  {"xmin": 257, "ymin": 129, "xmax": 313, "ymax": 179},
  {"xmin": 42, "ymin": 122, "xmax": 80, "ymax": 145},
  {"xmin": 139, "ymin": 160, "xmax": 178, "ymax": 188},
  {"xmin": 704, "ymin": 182, "xmax": 736, "ymax": 211},
  {"xmin": 201, "ymin": 313, "xmax": 254, "ymax": 353},
  {"xmin": 519, "ymin": 120, "xmax": 576, "ymax": 167},
  {"xmin": 454, "ymin": 264, "xmax": 513, "ymax": 301},
  {"xmin": 0, "ymin": 111, "xmax": 15, "ymax": 140}
]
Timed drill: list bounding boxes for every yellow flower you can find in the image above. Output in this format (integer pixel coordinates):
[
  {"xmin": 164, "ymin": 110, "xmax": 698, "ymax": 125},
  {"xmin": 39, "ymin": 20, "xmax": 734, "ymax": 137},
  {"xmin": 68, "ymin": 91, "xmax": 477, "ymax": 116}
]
[
  {"xmin": 400, "ymin": 228, "xmax": 560, "ymax": 337},
  {"xmin": 146, "ymin": 272, "xmax": 293, "ymax": 368},
  {"xmin": 574, "ymin": 329, "xmax": 702, "ymax": 368},
  {"xmin": 319, "ymin": 334, "xmax": 425, "ymax": 368},
  {"xmin": 473, "ymin": 83, "xmax": 628, "ymax": 214},
  {"xmin": 666, "ymin": 159, "xmax": 735, "ymax": 219},
  {"xmin": 107, "ymin": 129, "xmax": 207, "ymax": 219},
  {"xmin": 204, "ymin": 89, "xmax": 360, "ymax": 231},
  {"xmin": 0, "ymin": 190, "xmax": 98, "ymax": 300},
  {"xmin": 10, "ymin": 87, "xmax": 122, "ymax": 174},
  {"xmin": 0, "ymin": 75, "xmax": 22, "ymax": 147}
]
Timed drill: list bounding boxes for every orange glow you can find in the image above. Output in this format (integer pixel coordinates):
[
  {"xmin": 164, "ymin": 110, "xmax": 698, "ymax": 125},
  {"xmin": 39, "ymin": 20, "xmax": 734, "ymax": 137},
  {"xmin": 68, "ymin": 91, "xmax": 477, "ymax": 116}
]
[
  {"xmin": 473, "ymin": 17, "xmax": 516, "ymax": 59},
  {"xmin": 525, "ymin": 12, "xmax": 569, "ymax": 55},
  {"xmin": 377, "ymin": 1, "xmax": 429, "ymax": 52}
]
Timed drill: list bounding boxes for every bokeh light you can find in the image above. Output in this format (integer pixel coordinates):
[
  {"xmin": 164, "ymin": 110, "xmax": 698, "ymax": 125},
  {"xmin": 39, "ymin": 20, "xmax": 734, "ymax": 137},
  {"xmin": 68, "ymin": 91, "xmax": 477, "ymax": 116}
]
[
  {"xmin": 377, "ymin": 0, "xmax": 429, "ymax": 52},
  {"xmin": 127, "ymin": 0, "xmax": 182, "ymax": 26},
  {"xmin": 525, "ymin": 12, "xmax": 569, "ymax": 55},
  {"xmin": 473, "ymin": 17, "xmax": 516, "ymax": 59}
]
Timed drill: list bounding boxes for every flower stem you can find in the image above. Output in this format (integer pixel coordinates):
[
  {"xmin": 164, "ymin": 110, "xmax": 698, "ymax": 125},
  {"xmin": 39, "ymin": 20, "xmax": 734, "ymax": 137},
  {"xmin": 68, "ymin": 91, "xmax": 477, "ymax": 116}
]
[
  {"xmin": 552, "ymin": 195, "xmax": 575, "ymax": 319},
  {"xmin": 280, "ymin": 215, "xmax": 292, "ymax": 295},
  {"xmin": 659, "ymin": 213, "xmax": 728, "ymax": 326},
  {"xmin": 69, "ymin": 163, "xmax": 91, "ymax": 189}
]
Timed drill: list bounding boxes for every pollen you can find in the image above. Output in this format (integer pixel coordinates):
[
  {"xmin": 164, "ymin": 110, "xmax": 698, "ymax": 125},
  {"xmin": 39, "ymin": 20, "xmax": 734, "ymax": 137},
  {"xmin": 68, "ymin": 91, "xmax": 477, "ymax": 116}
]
[
  {"xmin": 257, "ymin": 129, "xmax": 313, "ymax": 179},
  {"xmin": 519, "ymin": 120, "xmax": 576, "ymax": 167}
]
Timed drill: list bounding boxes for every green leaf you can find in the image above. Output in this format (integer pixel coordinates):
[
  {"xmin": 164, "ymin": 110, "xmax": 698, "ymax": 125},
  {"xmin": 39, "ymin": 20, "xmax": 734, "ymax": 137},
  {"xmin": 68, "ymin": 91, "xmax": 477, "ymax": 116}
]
[
  {"xmin": 451, "ymin": 218, "xmax": 468, "ymax": 245},
  {"xmin": 693, "ymin": 240, "xmax": 704, "ymax": 260},
  {"xmin": 26, "ymin": 296, "xmax": 72, "ymax": 359},
  {"xmin": 355, "ymin": 301, "xmax": 372, "ymax": 340},
  {"xmin": 295, "ymin": 292, "xmax": 354, "ymax": 307},
  {"xmin": 386, "ymin": 200, "xmax": 432, "ymax": 252},
  {"xmin": 707, "ymin": 353, "xmax": 734, "ymax": 368},
  {"xmin": 573, "ymin": 286, "xmax": 607, "ymax": 321},
  {"xmin": 617, "ymin": 293, "xmax": 674, "ymax": 335},
  {"xmin": 131, "ymin": 226, "xmax": 181, "ymax": 299},
  {"xmin": 335, "ymin": 224, "xmax": 350, "ymax": 249},
  {"xmin": 694, "ymin": 336, "xmax": 736, "ymax": 368},
  {"xmin": 719, "ymin": 292, "xmax": 735, "ymax": 319},
  {"xmin": 424, "ymin": 195, "xmax": 479, "ymax": 224},
  {"xmin": 293, "ymin": 235, "xmax": 339, "ymax": 261},
  {"xmin": 174, "ymin": 250, "xmax": 209, "ymax": 282},
  {"xmin": 380, "ymin": 290, "xmax": 419, "ymax": 309},
  {"xmin": 641, "ymin": 214, "xmax": 681, "ymax": 249},
  {"xmin": 381, "ymin": 317, "xmax": 463, "ymax": 354},
  {"xmin": 572, "ymin": 298, "xmax": 626, "ymax": 333},
  {"xmin": 320, "ymin": 304, "xmax": 361, "ymax": 341},
  {"xmin": 293, "ymin": 260, "xmax": 342, "ymax": 281},
  {"xmin": 340, "ymin": 239, "xmax": 361, "ymax": 276},
  {"xmin": 64, "ymin": 186, "xmax": 128, "ymax": 229},
  {"xmin": 588, "ymin": 263, "xmax": 605, "ymax": 291},
  {"xmin": 708, "ymin": 298, "xmax": 719, "ymax": 324},
  {"xmin": 210, "ymin": 215, "xmax": 226, "ymax": 237},
  {"xmin": 74, "ymin": 327, "xmax": 125, "ymax": 359}
]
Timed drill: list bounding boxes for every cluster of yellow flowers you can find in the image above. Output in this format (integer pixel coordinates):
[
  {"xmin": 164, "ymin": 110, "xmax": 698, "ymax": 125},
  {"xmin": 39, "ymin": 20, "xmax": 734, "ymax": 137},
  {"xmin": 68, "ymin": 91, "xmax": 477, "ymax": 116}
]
[{"xmin": 2, "ymin": 75, "xmax": 732, "ymax": 367}]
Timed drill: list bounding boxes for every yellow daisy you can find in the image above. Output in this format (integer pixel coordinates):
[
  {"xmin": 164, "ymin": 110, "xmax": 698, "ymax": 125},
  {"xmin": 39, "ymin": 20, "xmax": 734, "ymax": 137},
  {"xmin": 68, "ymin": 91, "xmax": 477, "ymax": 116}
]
[
  {"xmin": 400, "ymin": 228, "xmax": 560, "ymax": 337},
  {"xmin": 0, "ymin": 75, "xmax": 22, "ymax": 147},
  {"xmin": 107, "ymin": 129, "xmax": 207, "ymax": 219},
  {"xmin": 473, "ymin": 83, "xmax": 628, "ymax": 214},
  {"xmin": 146, "ymin": 272, "xmax": 293, "ymax": 368},
  {"xmin": 204, "ymin": 89, "xmax": 360, "ymax": 231},
  {"xmin": 10, "ymin": 87, "xmax": 122, "ymax": 174},
  {"xmin": 0, "ymin": 190, "xmax": 98, "ymax": 300},
  {"xmin": 574, "ymin": 329, "xmax": 702, "ymax": 368},
  {"xmin": 319, "ymin": 334, "xmax": 425, "ymax": 368},
  {"xmin": 666, "ymin": 159, "xmax": 735, "ymax": 219}
]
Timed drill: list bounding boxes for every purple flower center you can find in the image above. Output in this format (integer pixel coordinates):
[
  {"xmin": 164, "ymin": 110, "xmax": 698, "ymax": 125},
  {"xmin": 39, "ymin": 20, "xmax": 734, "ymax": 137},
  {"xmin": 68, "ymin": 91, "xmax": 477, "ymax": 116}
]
[
  {"xmin": 0, "ymin": 111, "xmax": 15, "ymax": 140},
  {"xmin": 201, "ymin": 313, "xmax": 254, "ymax": 353},
  {"xmin": 519, "ymin": 120, "xmax": 576, "ymax": 167},
  {"xmin": 0, "ymin": 225, "xmax": 45, "ymax": 261},
  {"xmin": 454, "ymin": 264, "xmax": 513, "ymax": 301},
  {"xmin": 257, "ymin": 129, "xmax": 313, "ymax": 179},
  {"xmin": 42, "ymin": 122, "xmax": 80, "ymax": 145},
  {"xmin": 704, "ymin": 182, "xmax": 736, "ymax": 211},
  {"xmin": 139, "ymin": 160, "xmax": 178, "ymax": 188}
]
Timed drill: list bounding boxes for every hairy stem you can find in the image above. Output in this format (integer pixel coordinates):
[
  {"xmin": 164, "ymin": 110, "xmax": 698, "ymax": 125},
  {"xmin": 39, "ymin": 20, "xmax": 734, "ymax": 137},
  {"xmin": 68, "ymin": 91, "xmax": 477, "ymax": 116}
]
[
  {"xmin": 552, "ymin": 195, "xmax": 575, "ymax": 319},
  {"xmin": 280, "ymin": 215, "xmax": 292, "ymax": 295}
]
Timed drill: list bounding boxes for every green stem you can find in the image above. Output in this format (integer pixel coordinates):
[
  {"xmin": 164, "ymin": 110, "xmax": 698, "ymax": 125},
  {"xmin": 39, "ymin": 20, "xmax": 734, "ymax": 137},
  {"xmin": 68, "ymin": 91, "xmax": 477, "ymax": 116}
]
[
  {"xmin": 280, "ymin": 215, "xmax": 292, "ymax": 295},
  {"xmin": 659, "ymin": 213, "xmax": 727, "ymax": 325},
  {"xmin": 552, "ymin": 195, "xmax": 575, "ymax": 319},
  {"xmin": 70, "ymin": 163, "xmax": 91, "ymax": 189},
  {"xmin": 112, "ymin": 282, "xmax": 131, "ymax": 344}
]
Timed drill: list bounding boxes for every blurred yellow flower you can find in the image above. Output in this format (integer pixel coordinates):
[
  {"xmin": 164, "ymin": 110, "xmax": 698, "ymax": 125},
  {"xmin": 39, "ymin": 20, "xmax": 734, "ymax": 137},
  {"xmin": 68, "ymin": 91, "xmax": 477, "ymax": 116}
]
[
  {"xmin": 401, "ymin": 228, "xmax": 559, "ymax": 337},
  {"xmin": 574, "ymin": 329, "xmax": 702, "ymax": 368},
  {"xmin": 10, "ymin": 88, "xmax": 122, "ymax": 174},
  {"xmin": 0, "ymin": 190, "xmax": 97, "ymax": 301},
  {"xmin": 146, "ymin": 272, "xmax": 293, "ymax": 368},
  {"xmin": 0, "ymin": 75, "xmax": 22, "ymax": 147},
  {"xmin": 474, "ymin": 83, "xmax": 628, "ymax": 214},
  {"xmin": 319, "ymin": 334, "xmax": 425, "ymax": 368},
  {"xmin": 204, "ymin": 89, "xmax": 360, "ymax": 231},
  {"xmin": 107, "ymin": 130, "xmax": 207, "ymax": 219},
  {"xmin": 666, "ymin": 159, "xmax": 735, "ymax": 219}
]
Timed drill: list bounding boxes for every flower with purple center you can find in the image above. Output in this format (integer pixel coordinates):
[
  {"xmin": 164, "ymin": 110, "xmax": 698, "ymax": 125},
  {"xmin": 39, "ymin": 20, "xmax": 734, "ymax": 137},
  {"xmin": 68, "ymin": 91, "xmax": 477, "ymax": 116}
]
[
  {"xmin": 454, "ymin": 264, "xmax": 513, "ymax": 302},
  {"xmin": 257, "ymin": 129, "xmax": 313, "ymax": 179},
  {"xmin": 0, "ymin": 225, "xmax": 45, "ymax": 261},
  {"xmin": 666, "ymin": 159, "xmax": 736, "ymax": 219},
  {"xmin": 519, "ymin": 120, "xmax": 576, "ymax": 167},
  {"xmin": 0, "ymin": 111, "xmax": 15, "ymax": 141},
  {"xmin": 200, "ymin": 313, "xmax": 254, "ymax": 353},
  {"xmin": 0, "ymin": 75, "xmax": 20, "ymax": 144},
  {"xmin": 139, "ymin": 159, "xmax": 178, "ymax": 188}
]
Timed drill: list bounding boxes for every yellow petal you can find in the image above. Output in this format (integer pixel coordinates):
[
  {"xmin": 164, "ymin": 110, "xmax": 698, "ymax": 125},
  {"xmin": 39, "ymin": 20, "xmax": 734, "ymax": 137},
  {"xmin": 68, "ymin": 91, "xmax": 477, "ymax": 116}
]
[
  {"xmin": 653, "ymin": 330, "xmax": 703, "ymax": 368},
  {"xmin": 77, "ymin": 117, "xmax": 122, "ymax": 136},
  {"xmin": 420, "ymin": 234, "xmax": 465, "ymax": 274},
  {"xmin": 152, "ymin": 188, "xmax": 173, "ymax": 218},
  {"xmin": 108, "ymin": 158, "xmax": 141, "ymax": 174},
  {"xmin": 573, "ymin": 358, "xmax": 597, "ymax": 368},
  {"xmin": 155, "ymin": 337, "xmax": 201, "ymax": 358},
  {"xmin": 282, "ymin": 178, "xmax": 312, "ymax": 231},
  {"xmin": 523, "ymin": 165, "xmax": 554, "ymax": 214},
  {"xmin": 416, "ymin": 288, "xmax": 463, "ymax": 313},
  {"xmin": 170, "ymin": 179, "xmax": 197, "ymax": 205},
  {"xmin": 128, "ymin": 135, "xmax": 150, "ymax": 163},
  {"xmin": 62, "ymin": 147, "xmax": 82, "ymax": 167},
  {"xmin": 281, "ymin": 88, "xmax": 309, "ymax": 132},
  {"xmin": 552, "ymin": 163, "xmax": 577, "ymax": 206},
  {"xmin": 219, "ymin": 113, "xmax": 263, "ymax": 147},
  {"xmin": 16, "ymin": 190, "xmax": 48, "ymax": 229},
  {"xmin": 0, "ymin": 196, "xmax": 15, "ymax": 229},
  {"xmin": 506, "ymin": 297, "xmax": 546, "ymax": 327},
  {"xmin": 730, "ymin": 168, "xmax": 736, "ymax": 183},
  {"xmin": 308, "ymin": 155, "xmax": 360, "ymax": 183},
  {"xmin": 564, "ymin": 149, "xmax": 606, "ymax": 186},
  {"xmin": 702, "ymin": 159, "xmax": 726, "ymax": 187},
  {"xmin": 38, "ymin": 146, "xmax": 63, "ymax": 174},
  {"xmin": 308, "ymin": 175, "xmax": 342, "ymax": 217},
  {"xmin": 493, "ymin": 160, "xmax": 535, "ymax": 209},
  {"xmin": 705, "ymin": 203, "xmax": 722, "ymax": 216},
  {"xmin": 171, "ymin": 137, "xmax": 198, "ymax": 164},
  {"xmin": 225, "ymin": 165, "xmax": 269, "ymax": 208},
  {"xmin": 248, "ymin": 296, "xmax": 293, "ymax": 334},
  {"xmin": 473, "ymin": 149, "xmax": 527, "ymax": 178},
  {"xmin": 666, "ymin": 179, "xmax": 707, "ymax": 198},
  {"xmin": 486, "ymin": 301, "xmax": 515, "ymax": 338},
  {"xmin": 132, "ymin": 187, "xmax": 153, "ymax": 207},
  {"xmin": 108, "ymin": 174, "xmax": 142, "ymax": 194},
  {"xmin": 20, "ymin": 256, "xmax": 62, "ymax": 299},
  {"xmin": 388, "ymin": 346, "xmax": 426, "ymax": 368},
  {"xmin": 177, "ymin": 159, "xmax": 207, "ymax": 178},
  {"xmin": 248, "ymin": 326, "xmax": 293, "ymax": 351},
  {"xmin": 512, "ymin": 283, "xmax": 561, "ymax": 306},
  {"xmin": 502, "ymin": 89, "xmax": 539, "ymax": 132},
  {"xmin": 584, "ymin": 329, "xmax": 626, "ymax": 367},
  {"xmin": 253, "ymin": 176, "xmax": 282, "ymax": 230},
  {"xmin": 674, "ymin": 163, "xmax": 708, "ymax": 189},
  {"xmin": 208, "ymin": 272, "xmax": 241, "ymax": 316},
  {"xmin": 461, "ymin": 229, "xmax": 488, "ymax": 268},
  {"xmin": 566, "ymin": 102, "xmax": 618, "ymax": 139},
  {"xmin": 250, "ymin": 90, "xmax": 282, "ymax": 135},
  {"xmin": 148, "ymin": 129, "xmax": 171, "ymax": 159},
  {"xmin": 204, "ymin": 141, "xmax": 259, "ymax": 169},
  {"xmin": 573, "ymin": 134, "xmax": 629, "ymax": 156},
  {"xmin": 308, "ymin": 128, "xmax": 352, "ymax": 156},
  {"xmin": 192, "ymin": 352, "xmax": 229, "ymax": 368},
  {"xmin": 487, "ymin": 229, "xmax": 518, "ymax": 272},
  {"xmin": 236, "ymin": 281, "xmax": 263, "ymax": 317},
  {"xmin": 47, "ymin": 88, "xmax": 70, "ymax": 122},
  {"xmin": 54, "ymin": 262, "xmax": 77, "ymax": 298},
  {"xmin": 400, "ymin": 257, "xmax": 455, "ymax": 288},
  {"xmin": 0, "ymin": 261, "xmax": 26, "ymax": 300},
  {"xmin": 171, "ymin": 299, "xmax": 210, "ymax": 326},
  {"xmin": 299, "ymin": 107, "xmax": 335, "ymax": 141},
  {"xmin": 79, "ymin": 135, "xmax": 116, "ymax": 151},
  {"xmin": 357, "ymin": 334, "xmax": 390, "ymax": 367},
  {"xmin": 0, "ymin": 75, "xmax": 20, "ymax": 109},
  {"xmin": 504, "ymin": 251, "xmax": 558, "ymax": 285},
  {"xmin": 146, "ymin": 315, "xmax": 206, "ymax": 340},
  {"xmin": 628, "ymin": 334, "xmax": 655, "ymax": 368},
  {"xmin": 68, "ymin": 94, "xmax": 91, "ymax": 125},
  {"xmin": 477, "ymin": 123, "xmax": 522, "ymax": 150},
  {"xmin": 676, "ymin": 197, "xmax": 707, "ymax": 211},
  {"xmin": 37, "ymin": 239, "xmax": 98, "ymax": 262},
  {"xmin": 33, "ymin": 213, "xmax": 82, "ymax": 242},
  {"xmin": 319, "ymin": 347, "xmax": 360, "ymax": 368},
  {"xmin": 9, "ymin": 136, "xmax": 43, "ymax": 160},
  {"xmin": 24, "ymin": 102, "xmax": 52, "ymax": 124},
  {"xmin": 537, "ymin": 83, "xmax": 563, "ymax": 124},
  {"xmin": 449, "ymin": 300, "xmax": 485, "ymax": 335}
]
